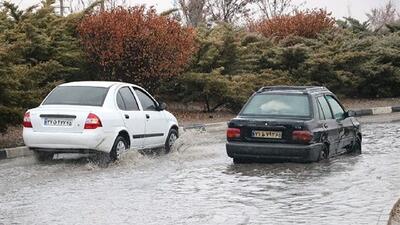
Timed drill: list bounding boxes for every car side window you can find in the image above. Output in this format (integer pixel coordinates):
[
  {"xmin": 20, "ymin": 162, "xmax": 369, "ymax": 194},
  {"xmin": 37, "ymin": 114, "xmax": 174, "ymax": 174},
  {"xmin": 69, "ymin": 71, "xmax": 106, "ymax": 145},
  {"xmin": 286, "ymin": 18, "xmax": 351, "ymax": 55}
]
[
  {"xmin": 317, "ymin": 96, "xmax": 333, "ymax": 119},
  {"xmin": 118, "ymin": 87, "xmax": 139, "ymax": 111},
  {"xmin": 326, "ymin": 95, "xmax": 345, "ymax": 120},
  {"xmin": 317, "ymin": 101, "xmax": 325, "ymax": 120},
  {"xmin": 134, "ymin": 88, "xmax": 157, "ymax": 111},
  {"xmin": 116, "ymin": 92, "xmax": 126, "ymax": 110}
]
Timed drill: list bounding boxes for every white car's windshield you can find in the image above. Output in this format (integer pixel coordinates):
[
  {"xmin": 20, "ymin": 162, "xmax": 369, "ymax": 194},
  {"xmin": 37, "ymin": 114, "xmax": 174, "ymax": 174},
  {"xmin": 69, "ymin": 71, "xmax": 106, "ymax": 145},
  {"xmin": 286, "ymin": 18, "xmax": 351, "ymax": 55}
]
[
  {"xmin": 43, "ymin": 86, "xmax": 109, "ymax": 106},
  {"xmin": 241, "ymin": 94, "xmax": 311, "ymax": 117}
]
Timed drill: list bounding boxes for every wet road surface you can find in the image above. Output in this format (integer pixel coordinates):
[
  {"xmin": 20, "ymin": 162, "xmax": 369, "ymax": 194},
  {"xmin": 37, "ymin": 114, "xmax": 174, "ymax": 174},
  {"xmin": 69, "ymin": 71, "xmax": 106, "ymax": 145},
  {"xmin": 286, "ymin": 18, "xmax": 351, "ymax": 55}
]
[{"xmin": 1, "ymin": 122, "xmax": 400, "ymax": 225}]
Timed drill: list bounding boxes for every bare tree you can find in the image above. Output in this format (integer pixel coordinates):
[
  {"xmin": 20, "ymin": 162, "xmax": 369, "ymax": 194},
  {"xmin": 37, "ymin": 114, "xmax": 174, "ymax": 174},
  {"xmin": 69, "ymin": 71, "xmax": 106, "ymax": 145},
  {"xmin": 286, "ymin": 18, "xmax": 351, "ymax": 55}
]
[
  {"xmin": 178, "ymin": 0, "xmax": 206, "ymax": 27},
  {"xmin": 205, "ymin": 0, "xmax": 254, "ymax": 23},
  {"xmin": 67, "ymin": 0, "xmax": 87, "ymax": 13},
  {"xmin": 256, "ymin": 0, "xmax": 298, "ymax": 19},
  {"xmin": 367, "ymin": 0, "xmax": 398, "ymax": 32},
  {"xmin": 65, "ymin": 0, "xmax": 128, "ymax": 13}
]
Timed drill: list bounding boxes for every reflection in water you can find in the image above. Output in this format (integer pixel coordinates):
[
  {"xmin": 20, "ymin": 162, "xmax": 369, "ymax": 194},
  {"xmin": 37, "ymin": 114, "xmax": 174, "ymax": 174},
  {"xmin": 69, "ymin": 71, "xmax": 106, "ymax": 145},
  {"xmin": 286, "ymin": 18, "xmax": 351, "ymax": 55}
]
[{"xmin": 0, "ymin": 123, "xmax": 399, "ymax": 225}]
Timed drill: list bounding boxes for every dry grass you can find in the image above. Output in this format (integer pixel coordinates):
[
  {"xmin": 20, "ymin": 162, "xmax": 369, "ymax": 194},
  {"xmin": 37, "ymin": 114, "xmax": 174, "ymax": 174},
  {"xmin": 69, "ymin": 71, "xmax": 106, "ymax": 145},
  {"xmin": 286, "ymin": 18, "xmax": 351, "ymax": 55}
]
[
  {"xmin": 173, "ymin": 110, "xmax": 235, "ymax": 126},
  {"xmin": 166, "ymin": 101, "xmax": 235, "ymax": 126},
  {"xmin": 341, "ymin": 98, "xmax": 400, "ymax": 110},
  {"xmin": 0, "ymin": 126, "xmax": 24, "ymax": 149}
]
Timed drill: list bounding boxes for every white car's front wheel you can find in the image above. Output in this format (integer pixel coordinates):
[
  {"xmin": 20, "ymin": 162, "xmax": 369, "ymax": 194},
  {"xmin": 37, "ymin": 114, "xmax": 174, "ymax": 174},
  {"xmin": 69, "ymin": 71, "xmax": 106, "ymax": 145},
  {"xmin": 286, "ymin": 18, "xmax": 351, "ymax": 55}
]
[{"xmin": 165, "ymin": 129, "xmax": 178, "ymax": 153}]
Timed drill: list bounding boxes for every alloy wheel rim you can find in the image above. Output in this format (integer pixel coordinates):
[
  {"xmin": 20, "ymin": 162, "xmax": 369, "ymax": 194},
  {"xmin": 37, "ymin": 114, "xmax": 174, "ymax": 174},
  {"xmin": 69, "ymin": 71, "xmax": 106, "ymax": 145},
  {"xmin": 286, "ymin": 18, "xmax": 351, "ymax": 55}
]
[
  {"xmin": 116, "ymin": 140, "xmax": 126, "ymax": 157},
  {"xmin": 320, "ymin": 149, "xmax": 327, "ymax": 160},
  {"xmin": 169, "ymin": 133, "xmax": 177, "ymax": 148}
]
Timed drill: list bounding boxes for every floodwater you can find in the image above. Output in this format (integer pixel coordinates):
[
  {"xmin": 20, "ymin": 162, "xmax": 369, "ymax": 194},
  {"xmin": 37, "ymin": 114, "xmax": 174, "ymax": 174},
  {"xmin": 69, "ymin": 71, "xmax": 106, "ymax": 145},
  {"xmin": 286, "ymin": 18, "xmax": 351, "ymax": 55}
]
[{"xmin": 1, "ymin": 122, "xmax": 400, "ymax": 225}]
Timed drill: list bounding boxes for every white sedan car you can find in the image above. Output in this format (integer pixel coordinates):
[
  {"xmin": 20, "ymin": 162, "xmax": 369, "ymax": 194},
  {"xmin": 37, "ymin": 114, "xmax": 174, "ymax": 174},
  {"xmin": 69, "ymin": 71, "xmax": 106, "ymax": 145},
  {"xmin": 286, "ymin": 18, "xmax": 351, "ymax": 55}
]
[{"xmin": 23, "ymin": 81, "xmax": 179, "ymax": 162}]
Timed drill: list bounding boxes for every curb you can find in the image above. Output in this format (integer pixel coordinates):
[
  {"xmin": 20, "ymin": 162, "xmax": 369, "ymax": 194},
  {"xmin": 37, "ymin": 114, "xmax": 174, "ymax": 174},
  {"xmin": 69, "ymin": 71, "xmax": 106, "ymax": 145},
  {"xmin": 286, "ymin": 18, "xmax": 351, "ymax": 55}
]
[
  {"xmin": 0, "ymin": 146, "xmax": 32, "ymax": 160},
  {"xmin": 353, "ymin": 106, "xmax": 400, "ymax": 117},
  {"xmin": 377, "ymin": 198, "xmax": 398, "ymax": 225},
  {"xmin": 182, "ymin": 122, "xmax": 227, "ymax": 131},
  {"xmin": 388, "ymin": 198, "xmax": 400, "ymax": 225}
]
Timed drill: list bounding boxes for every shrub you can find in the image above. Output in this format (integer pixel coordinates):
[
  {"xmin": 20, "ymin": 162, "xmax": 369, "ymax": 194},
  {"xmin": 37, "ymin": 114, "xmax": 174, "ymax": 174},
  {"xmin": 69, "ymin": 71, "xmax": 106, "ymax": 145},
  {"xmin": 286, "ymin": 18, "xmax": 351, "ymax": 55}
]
[
  {"xmin": 172, "ymin": 71, "xmax": 233, "ymax": 112},
  {"xmin": 161, "ymin": 69, "xmax": 295, "ymax": 112},
  {"xmin": 190, "ymin": 24, "xmax": 241, "ymax": 74},
  {"xmin": 0, "ymin": 2, "xmax": 86, "ymax": 133},
  {"xmin": 249, "ymin": 9, "xmax": 335, "ymax": 39},
  {"xmin": 78, "ymin": 6, "xmax": 196, "ymax": 91}
]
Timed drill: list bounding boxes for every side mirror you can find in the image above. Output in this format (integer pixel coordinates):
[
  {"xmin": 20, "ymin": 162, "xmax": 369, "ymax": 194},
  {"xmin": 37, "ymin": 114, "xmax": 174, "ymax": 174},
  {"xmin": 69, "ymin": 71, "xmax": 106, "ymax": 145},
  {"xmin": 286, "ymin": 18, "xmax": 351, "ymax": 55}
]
[
  {"xmin": 345, "ymin": 110, "xmax": 356, "ymax": 118},
  {"xmin": 158, "ymin": 102, "xmax": 167, "ymax": 111}
]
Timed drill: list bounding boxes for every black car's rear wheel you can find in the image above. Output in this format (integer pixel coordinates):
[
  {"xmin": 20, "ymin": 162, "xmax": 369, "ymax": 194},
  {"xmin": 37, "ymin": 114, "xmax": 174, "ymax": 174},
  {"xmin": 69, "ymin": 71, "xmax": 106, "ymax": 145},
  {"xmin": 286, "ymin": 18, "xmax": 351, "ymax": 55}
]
[
  {"xmin": 317, "ymin": 145, "xmax": 329, "ymax": 162},
  {"xmin": 233, "ymin": 158, "xmax": 249, "ymax": 164},
  {"xmin": 33, "ymin": 151, "xmax": 54, "ymax": 162}
]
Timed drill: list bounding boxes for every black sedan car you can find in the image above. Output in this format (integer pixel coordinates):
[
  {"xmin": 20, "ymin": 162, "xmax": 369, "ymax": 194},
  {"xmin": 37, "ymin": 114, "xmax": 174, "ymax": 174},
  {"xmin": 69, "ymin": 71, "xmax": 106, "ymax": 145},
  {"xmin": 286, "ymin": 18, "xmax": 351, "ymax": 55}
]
[{"xmin": 226, "ymin": 86, "xmax": 362, "ymax": 163}]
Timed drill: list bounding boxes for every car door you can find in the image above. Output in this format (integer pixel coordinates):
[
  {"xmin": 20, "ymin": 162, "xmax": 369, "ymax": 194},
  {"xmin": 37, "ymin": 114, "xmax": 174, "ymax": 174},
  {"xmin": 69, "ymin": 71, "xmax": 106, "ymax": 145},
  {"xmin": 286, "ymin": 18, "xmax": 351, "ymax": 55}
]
[
  {"xmin": 316, "ymin": 95, "xmax": 341, "ymax": 156},
  {"xmin": 133, "ymin": 87, "xmax": 168, "ymax": 148},
  {"xmin": 116, "ymin": 86, "xmax": 146, "ymax": 149},
  {"xmin": 325, "ymin": 95, "xmax": 354, "ymax": 153}
]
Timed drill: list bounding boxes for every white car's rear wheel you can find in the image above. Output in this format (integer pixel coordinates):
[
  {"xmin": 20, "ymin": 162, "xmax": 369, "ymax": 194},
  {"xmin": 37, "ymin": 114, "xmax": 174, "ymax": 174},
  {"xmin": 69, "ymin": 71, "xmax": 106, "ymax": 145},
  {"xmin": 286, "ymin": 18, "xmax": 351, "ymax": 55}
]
[
  {"xmin": 110, "ymin": 136, "xmax": 128, "ymax": 162},
  {"xmin": 165, "ymin": 129, "xmax": 178, "ymax": 153},
  {"xmin": 33, "ymin": 150, "xmax": 54, "ymax": 162}
]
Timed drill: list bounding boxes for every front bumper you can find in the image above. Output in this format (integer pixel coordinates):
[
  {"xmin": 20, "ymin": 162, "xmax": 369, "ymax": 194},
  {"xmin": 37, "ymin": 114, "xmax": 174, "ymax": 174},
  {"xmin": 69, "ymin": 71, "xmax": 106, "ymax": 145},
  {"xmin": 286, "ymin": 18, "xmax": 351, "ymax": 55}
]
[{"xmin": 226, "ymin": 141, "xmax": 324, "ymax": 162}]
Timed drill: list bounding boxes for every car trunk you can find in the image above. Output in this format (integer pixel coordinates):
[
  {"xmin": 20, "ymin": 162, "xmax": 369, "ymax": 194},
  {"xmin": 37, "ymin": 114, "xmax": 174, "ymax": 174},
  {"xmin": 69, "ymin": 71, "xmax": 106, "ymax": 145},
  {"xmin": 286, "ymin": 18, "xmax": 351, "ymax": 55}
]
[
  {"xmin": 229, "ymin": 117, "xmax": 308, "ymax": 144},
  {"xmin": 30, "ymin": 105, "xmax": 93, "ymax": 133}
]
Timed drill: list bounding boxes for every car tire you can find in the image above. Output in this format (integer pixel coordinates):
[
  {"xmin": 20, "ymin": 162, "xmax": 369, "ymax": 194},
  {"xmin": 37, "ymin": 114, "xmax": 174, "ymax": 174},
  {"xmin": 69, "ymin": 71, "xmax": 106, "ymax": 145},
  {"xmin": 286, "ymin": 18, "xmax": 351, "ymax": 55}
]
[
  {"xmin": 317, "ymin": 145, "xmax": 329, "ymax": 162},
  {"xmin": 109, "ymin": 136, "xmax": 128, "ymax": 162},
  {"xmin": 165, "ymin": 128, "xmax": 178, "ymax": 153},
  {"xmin": 351, "ymin": 136, "xmax": 362, "ymax": 154},
  {"xmin": 33, "ymin": 151, "xmax": 54, "ymax": 162},
  {"xmin": 233, "ymin": 158, "xmax": 249, "ymax": 164}
]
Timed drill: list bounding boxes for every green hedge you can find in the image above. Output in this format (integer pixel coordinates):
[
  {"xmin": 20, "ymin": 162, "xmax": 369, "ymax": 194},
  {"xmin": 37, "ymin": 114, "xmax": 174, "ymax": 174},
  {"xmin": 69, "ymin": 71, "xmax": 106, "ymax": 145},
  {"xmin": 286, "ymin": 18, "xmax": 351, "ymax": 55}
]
[{"xmin": 160, "ymin": 24, "xmax": 400, "ymax": 112}]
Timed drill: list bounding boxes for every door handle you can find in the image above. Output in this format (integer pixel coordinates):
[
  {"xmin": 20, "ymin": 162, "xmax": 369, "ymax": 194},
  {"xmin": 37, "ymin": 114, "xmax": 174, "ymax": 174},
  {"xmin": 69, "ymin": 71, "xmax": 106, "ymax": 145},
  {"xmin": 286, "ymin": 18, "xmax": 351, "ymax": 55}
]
[
  {"xmin": 125, "ymin": 114, "xmax": 130, "ymax": 119},
  {"xmin": 146, "ymin": 114, "xmax": 150, "ymax": 119}
]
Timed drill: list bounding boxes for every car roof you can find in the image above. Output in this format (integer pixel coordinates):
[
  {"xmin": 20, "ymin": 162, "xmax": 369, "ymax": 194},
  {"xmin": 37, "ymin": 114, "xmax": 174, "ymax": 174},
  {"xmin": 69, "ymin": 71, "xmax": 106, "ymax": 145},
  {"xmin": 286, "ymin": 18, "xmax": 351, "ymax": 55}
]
[
  {"xmin": 256, "ymin": 86, "xmax": 332, "ymax": 95},
  {"xmin": 59, "ymin": 81, "xmax": 141, "ymax": 89}
]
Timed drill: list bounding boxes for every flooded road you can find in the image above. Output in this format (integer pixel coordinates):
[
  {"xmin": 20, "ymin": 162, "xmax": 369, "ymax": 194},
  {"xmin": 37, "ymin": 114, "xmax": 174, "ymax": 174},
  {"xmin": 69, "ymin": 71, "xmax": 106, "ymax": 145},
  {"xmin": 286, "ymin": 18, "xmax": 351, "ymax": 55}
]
[{"xmin": 1, "ymin": 122, "xmax": 400, "ymax": 225}]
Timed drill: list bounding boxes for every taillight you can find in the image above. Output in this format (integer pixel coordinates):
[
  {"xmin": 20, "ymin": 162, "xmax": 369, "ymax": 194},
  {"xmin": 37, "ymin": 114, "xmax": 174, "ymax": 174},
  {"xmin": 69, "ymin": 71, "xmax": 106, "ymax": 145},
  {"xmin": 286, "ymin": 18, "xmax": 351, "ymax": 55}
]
[
  {"xmin": 227, "ymin": 128, "xmax": 241, "ymax": 139},
  {"xmin": 23, "ymin": 112, "xmax": 32, "ymax": 128},
  {"xmin": 292, "ymin": 130, "xmax": 313, "ymax": 143},
  {"xmin": 84, "ymin": 113, "xmax": 102, "ymax": 129}
]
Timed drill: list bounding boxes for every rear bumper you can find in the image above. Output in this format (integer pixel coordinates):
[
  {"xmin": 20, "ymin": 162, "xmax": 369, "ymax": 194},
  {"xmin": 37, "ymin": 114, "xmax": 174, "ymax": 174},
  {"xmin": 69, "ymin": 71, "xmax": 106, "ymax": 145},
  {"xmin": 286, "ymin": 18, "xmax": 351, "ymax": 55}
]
[
  {"xmin": 226, "ymin": 142, "xmax": 324, "ymax": 162},
  {"xmin": 23, "ymin": 128, "xmax": 115, "ymax": 153}
]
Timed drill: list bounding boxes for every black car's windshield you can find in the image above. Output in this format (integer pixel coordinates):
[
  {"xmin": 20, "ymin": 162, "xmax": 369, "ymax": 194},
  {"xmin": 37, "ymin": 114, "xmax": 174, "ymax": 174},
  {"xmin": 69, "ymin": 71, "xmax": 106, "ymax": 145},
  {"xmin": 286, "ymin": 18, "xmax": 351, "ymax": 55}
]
[
  {"xmin": 43, "ymin": 86, "xmax": 109, "ymax": 106},
  {"xmin": 240, "ymin": 93, "xmax": 311, "ymax": 117}
]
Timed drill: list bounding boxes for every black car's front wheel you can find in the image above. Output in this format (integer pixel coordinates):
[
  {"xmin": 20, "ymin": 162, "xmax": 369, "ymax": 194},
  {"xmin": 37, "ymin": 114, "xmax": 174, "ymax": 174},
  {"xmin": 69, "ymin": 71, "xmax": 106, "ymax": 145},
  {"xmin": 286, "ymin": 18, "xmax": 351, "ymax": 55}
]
[{"xmin": 351, "ymin": 136, "xmax": 362, "ymax": 154}]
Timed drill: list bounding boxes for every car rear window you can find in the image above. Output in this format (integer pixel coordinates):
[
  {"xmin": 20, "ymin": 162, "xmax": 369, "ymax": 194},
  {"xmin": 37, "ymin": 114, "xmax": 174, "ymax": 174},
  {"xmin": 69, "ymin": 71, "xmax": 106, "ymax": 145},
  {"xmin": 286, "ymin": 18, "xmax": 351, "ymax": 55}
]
[
  {"xmin": 43, "ymin": 86, "xmax": 109, "ymax": 106},
  {"xmin": 241, "ymin": 94, "xmax": 311, "ymax": 117}
]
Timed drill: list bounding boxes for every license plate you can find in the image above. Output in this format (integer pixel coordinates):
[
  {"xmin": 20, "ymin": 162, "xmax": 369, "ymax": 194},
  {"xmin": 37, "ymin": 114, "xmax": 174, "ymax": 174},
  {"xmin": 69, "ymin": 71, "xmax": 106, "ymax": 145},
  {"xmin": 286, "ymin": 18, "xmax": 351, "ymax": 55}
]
[
  {"xmin": 44, "ymin": 118, "xmax": 73, "ymax": 127},
  {"xmin": 252, "ymin": 130, "xmax": 282, "ymax": 139}
]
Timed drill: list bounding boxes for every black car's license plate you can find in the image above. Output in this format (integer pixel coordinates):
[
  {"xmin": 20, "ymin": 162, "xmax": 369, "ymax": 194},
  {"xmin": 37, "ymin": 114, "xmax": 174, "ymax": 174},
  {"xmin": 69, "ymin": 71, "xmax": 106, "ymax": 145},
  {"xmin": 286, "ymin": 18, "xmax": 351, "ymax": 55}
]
[{"xmin": 252, "ymin": 130, "xmax": 282, "ymax": 139}]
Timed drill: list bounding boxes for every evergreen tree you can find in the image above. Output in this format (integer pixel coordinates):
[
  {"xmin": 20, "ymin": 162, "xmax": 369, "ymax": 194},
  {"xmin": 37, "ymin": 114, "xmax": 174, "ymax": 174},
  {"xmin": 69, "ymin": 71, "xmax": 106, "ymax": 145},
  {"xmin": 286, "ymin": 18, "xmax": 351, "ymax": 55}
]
[{"xmin": 0, "ymin": 1, "xmax": 87, "ymax": 132}]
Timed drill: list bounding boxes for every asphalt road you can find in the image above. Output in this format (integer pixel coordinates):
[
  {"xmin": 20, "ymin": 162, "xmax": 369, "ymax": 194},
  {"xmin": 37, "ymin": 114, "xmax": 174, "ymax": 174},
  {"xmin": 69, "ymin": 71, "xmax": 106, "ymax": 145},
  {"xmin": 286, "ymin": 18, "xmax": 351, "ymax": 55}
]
[{"xmin": 1, "ymin": 114, "xmax": 400, "ymax": 225}]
